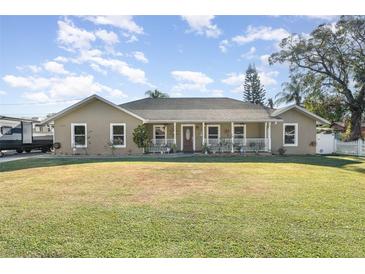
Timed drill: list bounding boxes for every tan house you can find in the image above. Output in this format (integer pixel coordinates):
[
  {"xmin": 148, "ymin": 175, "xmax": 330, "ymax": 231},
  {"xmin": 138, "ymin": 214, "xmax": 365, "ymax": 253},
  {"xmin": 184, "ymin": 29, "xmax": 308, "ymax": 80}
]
[{"xmin": 42, "ymin": 94, "xmax": 329, "ymax": 155}]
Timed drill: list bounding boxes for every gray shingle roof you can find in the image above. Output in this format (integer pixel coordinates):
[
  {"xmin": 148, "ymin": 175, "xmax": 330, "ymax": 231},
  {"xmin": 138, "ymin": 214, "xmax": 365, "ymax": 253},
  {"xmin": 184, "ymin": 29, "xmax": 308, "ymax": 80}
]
[{"xmin": 120, "ymin": 97, "xmax": 281, "ymax": 122}]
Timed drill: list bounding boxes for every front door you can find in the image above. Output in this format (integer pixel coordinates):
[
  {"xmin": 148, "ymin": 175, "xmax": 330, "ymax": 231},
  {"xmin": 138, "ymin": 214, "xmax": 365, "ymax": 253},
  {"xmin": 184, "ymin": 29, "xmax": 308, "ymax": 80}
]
[{"xmin": 182, "ymin": 126, "xmax": 194, "ymax": 152}]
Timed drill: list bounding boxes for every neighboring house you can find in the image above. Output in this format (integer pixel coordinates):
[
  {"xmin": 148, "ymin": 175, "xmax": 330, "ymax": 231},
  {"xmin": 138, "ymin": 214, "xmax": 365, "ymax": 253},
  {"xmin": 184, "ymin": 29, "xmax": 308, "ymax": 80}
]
[
  {"xmin": 331, "ymin": 121, "xmax": 365, "ymax": 136},
  {"xmin": 42, "ymin": 94, "xmax": 329, "ymax": 155}
]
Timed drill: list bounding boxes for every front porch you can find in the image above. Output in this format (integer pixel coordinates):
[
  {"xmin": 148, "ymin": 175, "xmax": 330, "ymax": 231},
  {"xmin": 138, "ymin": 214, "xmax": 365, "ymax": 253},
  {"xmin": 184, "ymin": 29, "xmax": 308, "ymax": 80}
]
[{"xmin": 145, "ymin": 122, "xmax": 272, "ymax": 154}]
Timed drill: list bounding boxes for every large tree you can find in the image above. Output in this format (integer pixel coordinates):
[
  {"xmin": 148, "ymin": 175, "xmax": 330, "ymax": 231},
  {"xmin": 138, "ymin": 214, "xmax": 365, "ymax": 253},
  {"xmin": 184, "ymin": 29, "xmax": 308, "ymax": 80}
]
[
  {"xmin": 269, "ymin": 16, "xmax": 365, "ymax": 140},
  {"xmin": 304, "ymin": 91, "xmax": 347, "ymax": 123},
  {"xmin": 145, "ymin": 89, "xmax": 169, "ymax": 98},
  {"xmin": 243, "ymin": 64, "xmax": 266, "ymax": 105},
  {"xmin": 275, "ymin": 72, "xmax": 307, "ymax": 106}
]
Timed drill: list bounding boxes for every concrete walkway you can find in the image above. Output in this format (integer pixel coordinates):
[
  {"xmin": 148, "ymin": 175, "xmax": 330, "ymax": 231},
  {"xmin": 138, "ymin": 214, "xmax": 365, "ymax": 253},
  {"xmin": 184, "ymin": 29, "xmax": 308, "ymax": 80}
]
[{"xmin": 0, "ymin": 151, "xmax": 45, "ymax": 163}]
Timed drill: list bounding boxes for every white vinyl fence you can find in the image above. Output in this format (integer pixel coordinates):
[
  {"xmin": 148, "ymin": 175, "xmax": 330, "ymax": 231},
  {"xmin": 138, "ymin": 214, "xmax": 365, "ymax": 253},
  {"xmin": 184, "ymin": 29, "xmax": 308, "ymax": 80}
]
[
  {"xmin": 335, "ymin": 138, "xmax": 365, "ymax": 156},
  {"xmin": 316, "ymin": 133, "xmax": 365, "ymax": 156}
]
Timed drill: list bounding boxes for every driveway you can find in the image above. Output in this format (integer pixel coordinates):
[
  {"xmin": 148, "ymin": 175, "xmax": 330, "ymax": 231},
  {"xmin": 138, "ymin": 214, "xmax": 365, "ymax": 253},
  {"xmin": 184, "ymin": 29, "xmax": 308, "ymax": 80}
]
[{"xmin": 0, "ymin": 150, "xmax": 45, "ymax": 163}]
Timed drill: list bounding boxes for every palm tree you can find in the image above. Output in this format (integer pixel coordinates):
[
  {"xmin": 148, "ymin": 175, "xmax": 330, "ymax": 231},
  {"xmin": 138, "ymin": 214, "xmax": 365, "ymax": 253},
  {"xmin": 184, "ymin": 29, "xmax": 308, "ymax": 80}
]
[
  {"xmin": 275, "ymin": 74, "xmax": 307, "ymax": 106},
  {"xmin": 145, "ymin": 89, "xmax": 169, "ymax": 98}
]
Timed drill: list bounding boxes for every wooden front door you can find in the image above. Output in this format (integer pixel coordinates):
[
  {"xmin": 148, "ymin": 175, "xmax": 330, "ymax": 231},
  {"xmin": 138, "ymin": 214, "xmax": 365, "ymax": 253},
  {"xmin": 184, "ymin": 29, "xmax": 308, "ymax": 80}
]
[{"xmin": 182, "ymin": 126, "xmax": 194, "ymax": 152}]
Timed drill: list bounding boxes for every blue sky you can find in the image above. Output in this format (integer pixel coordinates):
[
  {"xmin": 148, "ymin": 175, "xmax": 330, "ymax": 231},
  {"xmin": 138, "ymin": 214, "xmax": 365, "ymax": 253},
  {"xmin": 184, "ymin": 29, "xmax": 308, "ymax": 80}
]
[{"xmin": 0, "ymin": 15, "xmax": 337, "ymax": 118}]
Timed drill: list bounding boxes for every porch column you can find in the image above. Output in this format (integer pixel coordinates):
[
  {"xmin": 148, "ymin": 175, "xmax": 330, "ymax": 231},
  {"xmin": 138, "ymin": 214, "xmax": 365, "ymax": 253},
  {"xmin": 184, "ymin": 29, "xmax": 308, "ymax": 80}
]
[
  {"xmin": 231, "ymin": 122, "xmax": 234, "ymax": 153},
  {"xmin": 173, "ymin": 122, "xmax": 176, "ymax": 145},
  {"xmin": 268, "ymin": 122, "xmax": 271, "ymax": 152},
  {"xmin": 264, "ymin": 122, "xmax": 268, "ymax": 152},
  {"xmin": 202, "ymin": 122, "xmax": 205, "ymax": 145}
]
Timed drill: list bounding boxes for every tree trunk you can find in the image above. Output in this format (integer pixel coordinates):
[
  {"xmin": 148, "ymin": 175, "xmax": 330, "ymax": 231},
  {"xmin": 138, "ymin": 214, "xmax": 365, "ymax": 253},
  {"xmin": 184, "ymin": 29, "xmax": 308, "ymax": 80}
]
[{"xmin": 349, "ymin": 107, "xmax": 363, "ymax": 140}]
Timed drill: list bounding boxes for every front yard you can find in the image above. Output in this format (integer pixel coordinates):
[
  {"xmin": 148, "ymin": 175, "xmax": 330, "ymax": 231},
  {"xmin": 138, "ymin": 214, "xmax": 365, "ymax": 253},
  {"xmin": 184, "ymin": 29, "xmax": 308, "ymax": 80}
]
[{"xmin": 0, "ymin": 155, "xmax": 364, "ymax": 257}]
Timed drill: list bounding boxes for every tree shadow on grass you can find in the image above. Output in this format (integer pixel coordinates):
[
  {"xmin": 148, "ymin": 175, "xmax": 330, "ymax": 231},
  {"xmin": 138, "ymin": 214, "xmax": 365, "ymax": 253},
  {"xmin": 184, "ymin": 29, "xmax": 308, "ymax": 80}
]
[{"xmin": 1, "ymin": 155, "xmax": 364, "ymax": 173}]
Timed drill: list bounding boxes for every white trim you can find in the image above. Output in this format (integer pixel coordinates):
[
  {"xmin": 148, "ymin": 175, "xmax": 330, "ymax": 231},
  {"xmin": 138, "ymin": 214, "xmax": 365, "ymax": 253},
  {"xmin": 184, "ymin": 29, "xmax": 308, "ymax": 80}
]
[
  {"xmin": 283, "ymin": 123, "xmax": 298, "ymax": 147},
  {"xmin": 181, "ymin": 124, "xmax": 196, "ymax": 151},
  {"xmin": 41, "ymin": 94, "xmax": 145, "ymax": 124},
  {"xmin": 272, "ymin": 104, "xmax": 330, "ymax": 124},
  {"xmin": 202, "ymin": 122, "xmax": 205, "ymax": 145},
  {"xmin": 144, "ymin": 119, "xmax": 282, "ymax": 123},
  {"xmin": 71, "ymin": 123, "xmax": 87, "ymax": 148},
  {"xmin": 206, "ymin": 124, "xmax": 221, "ymax": 145},
  {"xmin": 231, "ymin": 122, "xmax": 234, "ymax": 153},
  {"xmin": 268, "ymin": 122, "xmax": 271, "ymax": 151},
  {"xmin": 264, "ymin": 122, "xmax": 267, "ymax": 139},
  {"xmin": 173, "ymin": 122, "xmax": 176, "ymax": 145},
  {"xmin": 110, "ymin": 123, "xmax": 126, "ymax": 148},
  {"xmin": 153, "ymin": 124, "xmax": 167, "ymax": 144},
  {"xmin": 233, "ymin": 123, "xmax": 246, "ymax": 145}
]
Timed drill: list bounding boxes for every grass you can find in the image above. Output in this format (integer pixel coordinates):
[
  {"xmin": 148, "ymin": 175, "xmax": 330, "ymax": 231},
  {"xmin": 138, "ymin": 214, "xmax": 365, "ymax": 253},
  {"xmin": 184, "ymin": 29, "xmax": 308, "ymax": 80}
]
[{"xmin": 0, "ymin": 155, "xmax": 364, "ymax": 257}]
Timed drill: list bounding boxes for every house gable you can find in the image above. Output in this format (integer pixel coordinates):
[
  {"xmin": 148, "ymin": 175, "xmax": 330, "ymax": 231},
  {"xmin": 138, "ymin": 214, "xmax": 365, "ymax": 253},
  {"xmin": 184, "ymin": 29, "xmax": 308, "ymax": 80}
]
[
  {"xmin": 271, "ymin": 104, "xmax": 330, "ymax": 125},
  {"xmin": 41, "ymin": 94, "xmax": 145, "ymax": 124}
]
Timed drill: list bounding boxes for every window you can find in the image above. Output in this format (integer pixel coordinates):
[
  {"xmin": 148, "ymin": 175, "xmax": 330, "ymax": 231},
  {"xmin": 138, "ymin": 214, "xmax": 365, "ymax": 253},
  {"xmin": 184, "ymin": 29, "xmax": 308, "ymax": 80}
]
[
  {"xmin": 207, "ymin": 125, "xmax": 220, "ymax": 144},
  {"xmin": 34, "ymin": 126, "xmax": 41, "ymax": 133},
  {"xmin": 234, "ymin": 125, "xmax": 245, "ymax": 139},
  {"xmin": 153, "ymin": 125, "xmax": 166, "ymax": 144},
  {"xmin": 110, "ymin": 123, "xmax": 126, "ymax": 147},
  {"xmin": 1, "ymin": 126, "xmax": 12, "ymax": 135},
  {"xmin": 71, "ymin": 123, "xmax": 87, "ymax": 148},
  {"xmin": 283, "ymin": 123, "xmax": 298, "ymax": 146},
  {"xmin": 234, "ymin": 125, "xmax": 246, "ymax": 145}
]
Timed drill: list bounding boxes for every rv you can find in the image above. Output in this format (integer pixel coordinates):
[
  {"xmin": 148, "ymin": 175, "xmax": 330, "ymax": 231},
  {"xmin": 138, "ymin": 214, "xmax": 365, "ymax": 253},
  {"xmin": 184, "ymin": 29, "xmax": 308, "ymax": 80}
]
[{"xmin": 0, "ymin": 115, "xmax": 53, "ymax": 155}]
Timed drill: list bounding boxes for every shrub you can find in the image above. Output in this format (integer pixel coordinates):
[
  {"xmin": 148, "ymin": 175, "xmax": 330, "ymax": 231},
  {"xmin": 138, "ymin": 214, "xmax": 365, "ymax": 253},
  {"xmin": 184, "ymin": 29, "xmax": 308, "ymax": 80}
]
[
  {"xmin": 133, "ymin": 124, "xmax": 149, "ymax": 152},
  {"xmin": 278, "ymin": 147, "xmax": 286, "ymax": 155}
]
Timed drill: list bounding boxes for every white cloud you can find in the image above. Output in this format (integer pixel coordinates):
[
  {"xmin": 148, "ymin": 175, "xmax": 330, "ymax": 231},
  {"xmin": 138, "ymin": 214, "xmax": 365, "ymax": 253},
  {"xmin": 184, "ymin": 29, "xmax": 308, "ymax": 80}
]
[
  {"xmin": 171, "ymin": 91, "xmax": 183, "ymax": 97},
  {"xmin": 260, "ymin": 54, "xmax": 271, "ymax": 65},
  {"xmin": 304, "ymin": 15, "xmax": 338, "ymax": 21},
  {"xmin": 57, "ymin": 19, "xmax": 96, "ymax": 51},
  {"xmin": 222, "ymin": 68, "xmax": 279, "ymax": 92},
  {"xmin": 240, "ymin": 47, "xmax": 256, "ymax": 60},
  {"xmin": 133, "ymin": 51, "xmax": 148, "ymax": 63},
  {"xmin": 182, "ymin": 16, "xmax": 222, "ymax": 38},
  {"xmin": 23, "ymin": 92, "xmax": 51, "ymax": 103},
  {"xmin": 3, "ymin": 75, "xmax": 51, "ymax": 90},
  {"xmin": 258, "ymin": 70, "xmax": 279, "ymax": 86},
  {"xmin": 0, "ymin": 90, "xmax": 6, "ymax": 95},
  {"xmin": 43, "ymin": 61, "xmax": 69, "ymax": 74},
  {"xmin": 222, "ymin": 72, "xmax": 245, "ymax": 86},
  {"xmin": 171, "ymin": 70, "xmax": 214, "ymax": 93},
  {"xmin": 16, "ymin": 65, "xmax": 42, "ymax": 73},
  {"xmin": 54, "ymin": 56, "xmax": 68, "ymax": 63},
  {"xmin": 95, "ymin": 29, "xmax": 119, "ymax": 45},
  {"xmin": 3, "ymin": 74, "xmax": 127, "ymax": 102},
  {"xmin": 122, "ymin": 33, "xmax": 139, "ymax": 43},
  {"xmin": 76, "ymin": 50, "xmax": 149, "ymax": 84},
  {"xmin": 210, "ymin": 89, "xmax": 224, "ymax": 97},
  {"xmin": 90, "ymin": 63, "xmax": 107, "ymax": 75},
  {"xmin": 84, "ymin": 16, "xmax": 143, "ymax": 43},
  {"xmin": 219, "ymin": 39, "xmax": 229, "ymax": 53},
  {"xmin": 232, "ymin": 25, "xmax": 290, "ymax": 45}
]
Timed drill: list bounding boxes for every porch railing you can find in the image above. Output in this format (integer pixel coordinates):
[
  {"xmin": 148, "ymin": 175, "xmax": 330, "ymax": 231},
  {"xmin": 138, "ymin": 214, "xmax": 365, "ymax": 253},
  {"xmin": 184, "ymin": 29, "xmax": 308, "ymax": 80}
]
[
  {"xmin": 146, "ymin": 138, "xmax": 270, "ymax": 153},
  {"xmin": 206, "ymin": 138, "xmax": 270, "ymax": 153},
  {"xmin": 147, "ymin": 138, "xmax": 175, "ymax": 153}
]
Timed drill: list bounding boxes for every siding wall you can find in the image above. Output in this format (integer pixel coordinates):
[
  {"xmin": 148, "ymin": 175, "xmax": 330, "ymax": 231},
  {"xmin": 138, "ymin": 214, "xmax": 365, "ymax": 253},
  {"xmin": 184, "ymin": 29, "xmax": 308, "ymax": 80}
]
[
  {"xmin": 54, "ymin": 99, "xmax": 143, "ymax": 155},
  {"xmin": 271, "ymin": 109, "xmax": 317, "ymax": 154}
]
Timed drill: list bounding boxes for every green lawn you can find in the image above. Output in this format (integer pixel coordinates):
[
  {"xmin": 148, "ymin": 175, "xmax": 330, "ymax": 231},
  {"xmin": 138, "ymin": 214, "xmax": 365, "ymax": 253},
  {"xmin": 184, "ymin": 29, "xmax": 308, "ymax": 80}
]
[{"xmin": 0, "ymin": 155, "xmax": 364, "ymax": 257}]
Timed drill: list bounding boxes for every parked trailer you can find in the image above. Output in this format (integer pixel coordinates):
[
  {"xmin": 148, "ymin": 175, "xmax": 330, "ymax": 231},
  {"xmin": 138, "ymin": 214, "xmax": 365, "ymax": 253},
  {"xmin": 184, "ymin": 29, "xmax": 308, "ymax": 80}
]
[{"xmin": 0, "ymin": 116, "xmax": 53, "ymax": 156}]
